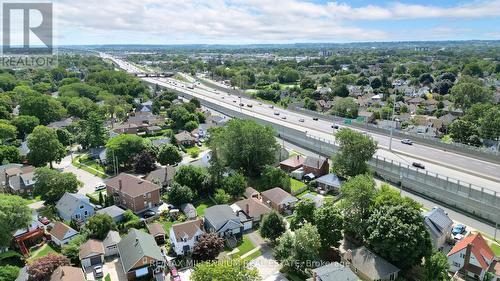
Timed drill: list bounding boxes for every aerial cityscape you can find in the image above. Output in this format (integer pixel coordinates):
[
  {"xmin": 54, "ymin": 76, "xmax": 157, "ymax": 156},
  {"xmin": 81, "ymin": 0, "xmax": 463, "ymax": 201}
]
[{"xmin": 0, "ymin": 1, "xmax": 500, "ymax": 281}]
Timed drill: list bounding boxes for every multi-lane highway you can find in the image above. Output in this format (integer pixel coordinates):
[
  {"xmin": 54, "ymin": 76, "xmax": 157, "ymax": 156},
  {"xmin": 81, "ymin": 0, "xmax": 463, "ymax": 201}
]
[{"xmin": 102, "ymin": 53, "xmax": 500, "ymax": 193}]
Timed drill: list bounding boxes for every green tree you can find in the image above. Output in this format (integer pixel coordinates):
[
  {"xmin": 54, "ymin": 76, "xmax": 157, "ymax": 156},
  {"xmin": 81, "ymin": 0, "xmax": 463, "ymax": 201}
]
[
  {"xmin": 451, "ymin": 83, "xmax": 491, "ymax": 109},
  {"xmin": 55, "ymin": 128, "xmax": 72, "ymax": 146},
  {"xmin": 331, "ymin": 98, "xmax": 358, "ymax": 118},
  {"xmin": 373, "ymin": 184, "xmax": 421, "ymax": 210},
  {"xmin": 79, "ymin": 111, "xmax": 108, "ymax": 149},
  {"xmin": 340, "ymin": 174, "xmax": 377, "ymax": 240},
  {"xmin": 191, "ymin": 260, "xmax": 259, "ymax": 281},
  {"xmin": 0, "ymin": 123, "xmax": 17, "ymax": 144},
  {"xmin": 300, "ymin": 77, "xmax": 316, "ymax": 89},
  {"xmin": 0, "ymin": 194, "xmax": 32, "ymax": 247},
  {"xmin": 423, "ymin": 251, "xmax": 450, "ymax": 281},
  {"xmin": 370, "ymin": 77, "xmax": 382, "ymax": 89},
  {"xmin": 365, "ymin": 201, "xmax": 432, "ymax": 269},
  {"xmin": 208, "ymin": 119, "xmax": 279, "ymax": 176},
  {"xmin": 332, "ymin": 129, "xmax": 377, "ymax": 178},
  {"xmin": 12, "ymin": 115, "xmax": 39, "ymax": 139},
  {"xmin": 222, "ymin": 172, "xmax": 246, "ymax": 198},
  {"xmin": 132, "ymin": 151, "xmax": 157, "ymax": 174},
  {"xmin": 174, "ymin": 165, "xmax": 208, "ymax": 196},
  {"xmin": 27, "ymin": 126, "xmax": 66, "ymax": 168},
  {"xmin": 166, "ymin": 182, "xmax": 194, "ymax": 206},
  {"xmin": 86, "ymin": 214, "xmax": 117, "ymax": 240},
  {"xmin": 0, "ymin": 265, "xmax": 20, "ymax": 281},
  {"xmin": 290, "ymin": 198, "xmax": 316, "ymax": 230},
  {"xmin": 314, "ymin": 202, "xmax": 344, "ymax": 249},
  {"xmin": 333, "ymin": 84, "xmax": 349, "ymax": 98},
  {"xmin": 260, "ymin": 211, "xmax": 286, "ymax": 242},
  {"xmin": 33, "ymin": 167, "xmax": 82, "ymax": 205},
  {"xmin": 260, "ymin": 165, "xmax": 291, "ymax": 192},
  {"xmin": 106, "ymin": 134, "xmax": 145, "ymax": 169},
  {"xmin": 0, "ymin": 146, "xmax": 21, "ymax": 164},
  {"xmin": 19, "ymin": 94, "xmax": 66, "ymax": 125},
  {"xmin": 61, "ymin": 235, "xmax": 87, "ymax": 264},
  {"xmin": 157, "ymin": 144, "xmax": 182, "ymax": 166},
  {"xmin": 213, "ymin": 188, "xmax": 230, "ymax": 204},
  {"xmin": 448, "ymin": 119, "xmax": 479, "ymax": 145}
]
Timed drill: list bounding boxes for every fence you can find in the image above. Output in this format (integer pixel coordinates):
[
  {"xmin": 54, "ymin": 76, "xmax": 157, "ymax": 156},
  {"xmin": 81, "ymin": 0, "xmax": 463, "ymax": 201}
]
[{"xmin": 149, "ymin": 80, "xmax": 500, "ymax": 225}]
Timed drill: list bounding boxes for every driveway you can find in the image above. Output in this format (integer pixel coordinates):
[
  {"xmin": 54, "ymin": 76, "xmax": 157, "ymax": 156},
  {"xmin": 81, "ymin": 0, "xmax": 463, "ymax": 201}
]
[
  {"xmin": 53, "ymin": 154, "xmax": 104, "ymax": 195},
  {"xmin": 104, "ymin": 257, "xmax": 127, "ymax": 281},
  {"xmin": 248, "ymin": 250, "xmax": 286, "ymax": 281}
]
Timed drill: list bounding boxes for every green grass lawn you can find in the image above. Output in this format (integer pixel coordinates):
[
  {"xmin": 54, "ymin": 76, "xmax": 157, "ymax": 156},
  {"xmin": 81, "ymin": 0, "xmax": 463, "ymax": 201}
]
[
  {"xmin": 104, "ymin": 274, "xmax": 111, "ymax": 281},
  {"xmin": 194, "ymin": 198, "xmax": 215, "ymax": 216},
  {"xmin": 186, "ymin": 146, "xmax": 200, "ymax": 158},
  {"xmin": 87, "ymin": 190, "xmax": 105, "ymax": 203},
  {"xmin": 290, "ymin": 179, "xmax": 306, "ymax": 193},
  {"xmin": 162, "ymin": 220, "xmax": 176, "ymax": 233},
  {"xmin": 490, "ymin": 242, "xmax": 500, "ymax": 256},
  {"xmin": 241, "ymin": 249, "xmax": 262, "ymax": 263},
  {"xmin": 28, "ymin": 243, "xmax": 58, "ymax": 261},
  {"xmin": 72, "ymin": 154, "xmax": 108, "ymax": 179},
  {"xmin": 231, "ymin": 235, "xmax": 255, "ymax": 259}
]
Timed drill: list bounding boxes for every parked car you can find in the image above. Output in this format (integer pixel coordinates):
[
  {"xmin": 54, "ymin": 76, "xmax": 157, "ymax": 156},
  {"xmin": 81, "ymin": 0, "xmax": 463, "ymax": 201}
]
[
  {"xmin": 453, "ymin": 233, "xmax": 465, "ymax": 242},
  {"xmin": 281, "ymin": 116, "xmax": 287, "ymax": 120},
  {"xmin": 401, "ymin": 139, "xmax": 413, "ymax": 145},
  {"xmin": 258, "ymin": 102, "xmax": 262, "ymax": 105},
  {"xmin": 452, "ymin": 224, "xmax": 466, "ymax": 235},
  {"xmin": 412, "ymin": 162, "xmax": 425, "ymax": 169},
  {"xmin": 38, "ymin": 217, "xmax": 50, "ymax": 225},
  {"xmin": 170, "ymin": 268, "xmax": 181, "ymax": 281},
  {"xmin": 93, "ymin": 265, "xmax": 103, "ymax": 279},
  {"xmin": 143, "ymin": 210, "xmax": 157, "ymax": 219},
  {"xmin": 95, "ymin": 183, "xmax": 106, "ymax": 191}
]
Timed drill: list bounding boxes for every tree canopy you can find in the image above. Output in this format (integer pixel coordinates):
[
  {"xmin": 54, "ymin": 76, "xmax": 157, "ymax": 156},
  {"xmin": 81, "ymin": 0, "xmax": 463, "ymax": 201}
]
[
  {"xmin": 332, "ymin": 128, "xmax": 377, "ymax": 178},
  {"xmin": 191, "ymin": 260, "xmax": 260, "ymax": 281},
  {"xmin": 27, "ymin": 125, "xmax": 66, "ymax": 168},
  {"xmin": 33, "ymin": 167, "xmax": 82, "ymax": 205},
  {"xmin": 0, "ymin": 194, "xmax": 32, "ymax": 247}
]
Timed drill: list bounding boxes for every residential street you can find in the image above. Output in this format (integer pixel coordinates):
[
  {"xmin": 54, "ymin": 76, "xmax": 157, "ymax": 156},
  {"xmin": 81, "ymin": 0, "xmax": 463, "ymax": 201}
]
[{"xmin": 52, "ymin": 154, "xmax": 104, "ymax": 195}]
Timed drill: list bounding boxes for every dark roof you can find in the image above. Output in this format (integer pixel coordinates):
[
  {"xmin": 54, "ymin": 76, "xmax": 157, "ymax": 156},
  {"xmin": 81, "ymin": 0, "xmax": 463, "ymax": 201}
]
[
  {"xmin": 151, "ymin": 138, "xmax": 171, "ymax": 147},
  {"xmin": 261, "ymin": 187, "xmax": 297, "ymax": 206},
  {"xmin": 105, "ymin": 173, "xmax": 160, "ymax": 198},
  {"xmin": 118, "ymin": 229, "xmax": 165, "ymax": 272},
  {"xmin": 316, "ymin": 173, "xmax": 341, "ymax": 188},
  {"xmin": 423, "ymin": 207, "xmax": 453, "ymax": 239},
  {"xmin": 304, "ymin": 156, "xmax": 327, "ymax": 169},
  {"xmin": 244, "ymin": 187, "xmax": 259, "ymax": 199},
  {"xmin": 348, "ymin": 247, "xmax": 400, "ymax": 279},
  {"xmin": 145, "ymin": 166, "xmax": 176, "ymax": 185},
  {"xmin": 171, "ymin": 219, "xmax": 204, "ymax": 242},
  {"xmin": 147, "ymin": 223, "xmax": 166, "ymax": 237},
  {"xmin": 308, "ymin": 262, "xmax": 358, "ymax": 281},
  {"xmin": 204, "ymin": 205, "xmax": 240, "ymax": 231}
]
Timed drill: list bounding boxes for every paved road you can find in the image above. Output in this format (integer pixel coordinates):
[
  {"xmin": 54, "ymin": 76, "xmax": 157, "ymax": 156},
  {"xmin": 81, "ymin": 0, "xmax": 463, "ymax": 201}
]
[
  {"xmin": 53, "ymin": 154, "xmax": 104, "ymax": 195},
  {"xmin": 104, "ymin": 54, "xmax": 500, "ymax": 192}
]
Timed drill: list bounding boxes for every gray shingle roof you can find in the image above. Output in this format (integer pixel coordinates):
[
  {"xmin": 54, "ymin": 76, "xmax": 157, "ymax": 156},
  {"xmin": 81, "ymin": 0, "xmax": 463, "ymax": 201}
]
[
  {"xmin": 316, "ymin": 173, "xmax": 341, "ymax": 188},
  {"xmin": 56, "ymin": 193, "xmax": 92, "ymax": 217},
  {"xmin": 97, "ymin": 206, "xmax": 126, "ymax": 220},
  {"xmin": 103, "ymin": 231, "xmax": 121, "ymax": 248},
  {"xmin": 204, "ymin": 205, "xmax": 240, "ymax": 231},
  {"xmin": 349, "ymin": 247, "xmax": 399, "ymax": 280},
  {"xmin": 423, "ymin": 207, "xmax": 453, "ymax": 239},
  {"xmin": 304, "ymin": 156, "xmax": 327, "ymax": 169},
  {"xmin": 308, "ymin": 262, "xmax": 358, "ymax": 281},
  {"xmin": 118, "ymin": 229, "xmax": 165, "ymax": 272}
]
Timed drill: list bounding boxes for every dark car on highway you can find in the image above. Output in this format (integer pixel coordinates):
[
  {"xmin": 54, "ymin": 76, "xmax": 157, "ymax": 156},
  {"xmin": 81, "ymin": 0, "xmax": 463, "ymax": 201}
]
[
  {"xmin": 412, "ymin": 162, "xmax": 425, "ymax": 169},
  {"xmin": 313, "ymin": 117, "xmax": 319, "ymax": 121}
]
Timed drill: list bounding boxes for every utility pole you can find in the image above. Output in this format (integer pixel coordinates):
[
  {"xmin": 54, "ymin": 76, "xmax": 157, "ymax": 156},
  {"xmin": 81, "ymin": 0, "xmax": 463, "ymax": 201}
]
[{"xmin": 389, "ymin": 98, "xmax": 397, "ymax": 151}]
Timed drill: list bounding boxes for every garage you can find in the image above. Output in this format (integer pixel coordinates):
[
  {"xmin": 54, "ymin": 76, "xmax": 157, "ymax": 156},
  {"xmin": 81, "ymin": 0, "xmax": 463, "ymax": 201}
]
[
  {"xmin": 90, "ymin": 256, "xmax": 102, "ymax": 266},
  {"xmin": 79, "ymin": 239, "xmax": 105, "ymax": 269}
]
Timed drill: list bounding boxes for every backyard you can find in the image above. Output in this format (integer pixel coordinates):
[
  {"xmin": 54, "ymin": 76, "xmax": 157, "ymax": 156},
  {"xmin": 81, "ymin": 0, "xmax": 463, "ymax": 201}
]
[
  {"xmin": 290, "ymin": 178, "xmax": 306, "ymax": 194},
  {"xmin": 28, "ymin": 243, "xmax": 58, "ymax": 261}
]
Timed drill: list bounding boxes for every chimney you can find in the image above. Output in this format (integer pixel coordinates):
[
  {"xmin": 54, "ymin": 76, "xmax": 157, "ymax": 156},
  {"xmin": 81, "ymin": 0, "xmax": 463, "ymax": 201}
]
[
  {"xmin": 463, "ymin": 243, "xmax": 472, "ymax": 270},
  {"xmin": 312, "ymin": 271, "xmax": 317, "ymax": 281},
  {"xmin": 118, "ymin": 179, "xmax": 123, "ymax": 190},
  {"xmin": 246, "ymin": 204, "xmax": 250, "ymax": 215}
]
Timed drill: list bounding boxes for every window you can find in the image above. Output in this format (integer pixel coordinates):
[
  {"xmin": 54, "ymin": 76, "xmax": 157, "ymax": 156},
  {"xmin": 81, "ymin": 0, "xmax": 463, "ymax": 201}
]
[
  {"xmin": 80, "ymin": 205, "xmax": 84, "ymax": 209},
  {"xmin": 453, "ymin": 262, "xmax": 461, "ymax": 267},
  {"xmin": 147, "ymin": 193, "xmax": 151, "ymax": 199},
  {"xmin": 84, "ymin": 211, "xmax": 88, "ymax": 217},
  {"xmin": 390, "ymin": 273, "xmax": 395, "ymax": 281},
  {"xmin": 460, "ymin": 253, "xmax": 465, "ymax": 258}
]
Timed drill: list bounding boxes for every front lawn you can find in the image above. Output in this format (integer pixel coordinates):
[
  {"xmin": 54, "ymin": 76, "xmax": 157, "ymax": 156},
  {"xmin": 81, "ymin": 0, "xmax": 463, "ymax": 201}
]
[
  {"xmin": 490, "ymin": 242, "xmax": 500, "ymax": 256},
  {"xmin": 72, "ymin": 154, "xmax": 108, "ymax": 179},
  {"xmin": 28, "ymin": 243, "xmax": 58, "ymax": 261},
  {"xmin": 290, "ymin": 179, "xmax": 306, "ymax": 193},
  {"xmin": 231, "ymin": 235, "xmax": 255, "ymax": 259}
]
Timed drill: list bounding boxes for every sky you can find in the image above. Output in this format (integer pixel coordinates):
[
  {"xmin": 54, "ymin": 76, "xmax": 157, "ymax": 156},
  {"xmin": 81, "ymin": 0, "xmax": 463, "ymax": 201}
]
[{"xmin": 51, "ymin": 0, "xmax": 500, "ymax": 45}]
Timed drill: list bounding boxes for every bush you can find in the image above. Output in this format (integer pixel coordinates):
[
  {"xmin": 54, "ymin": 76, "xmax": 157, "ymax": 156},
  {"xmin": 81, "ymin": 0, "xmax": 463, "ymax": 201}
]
[{"xmin": 213, "ymin": 189, "xmax": 230, "ymax": 204}]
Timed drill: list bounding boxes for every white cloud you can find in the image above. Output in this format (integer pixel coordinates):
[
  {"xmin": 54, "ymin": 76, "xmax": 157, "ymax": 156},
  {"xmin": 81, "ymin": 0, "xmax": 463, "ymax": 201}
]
[{"xmin": 54, "ymin": 0, "xmax": 500, "ymax": 44}]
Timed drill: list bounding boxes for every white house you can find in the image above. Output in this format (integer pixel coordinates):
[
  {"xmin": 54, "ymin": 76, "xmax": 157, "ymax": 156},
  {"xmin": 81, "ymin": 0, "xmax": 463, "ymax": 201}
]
[
  {"xmin": 49, "ymin": 222, "xmax": 79, "ymax": 246},
  {"xmin": 447, "ymin": 233, "xmax": 496, "ymax": 280},
  {"xmin": 170, "ymin": 219, "xmax": 204, "ymax": 256}
]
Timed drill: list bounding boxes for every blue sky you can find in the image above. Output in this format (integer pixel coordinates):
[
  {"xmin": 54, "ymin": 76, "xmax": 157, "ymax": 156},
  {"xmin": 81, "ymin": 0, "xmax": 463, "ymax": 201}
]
[{"xmin": 54, "ymin": 0, "xmax": 500, "ymax": 45}]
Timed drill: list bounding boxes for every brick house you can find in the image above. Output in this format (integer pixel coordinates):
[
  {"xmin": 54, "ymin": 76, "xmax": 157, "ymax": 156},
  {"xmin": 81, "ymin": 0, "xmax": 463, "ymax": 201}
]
[
  {"xmin": 303, "ymin": 156, "xmax": 329, "ymax": 178},
  {"xmin": 106, "ymin": 173, "xmax": 161, "ymax": 214}
]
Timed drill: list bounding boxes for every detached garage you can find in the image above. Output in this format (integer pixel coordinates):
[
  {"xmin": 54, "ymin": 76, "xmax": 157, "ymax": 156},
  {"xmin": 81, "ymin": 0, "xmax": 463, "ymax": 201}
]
[{"xmin": 79, "ymin": 239, "xmax": 105, "ymax": 269}]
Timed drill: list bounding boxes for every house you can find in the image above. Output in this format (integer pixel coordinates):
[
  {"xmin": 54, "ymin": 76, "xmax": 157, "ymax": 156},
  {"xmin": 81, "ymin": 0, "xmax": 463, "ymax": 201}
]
[
  {"xmin": 315, "ymin": 173, "xmax": 342, "ymax": 194},
  {"xmin": 47, "ymin": 117, "xmax": 78, "ymax": 129},
  {"xmin": 180, "ymin": 203, "xmax": 197, "ymax": 219},
  {"xmin": 49, "ymin": 222, "xmax": 79, "ymax": 246},
  {"xmin": 103, "ymin": 230, "xmax": 121, "ymax": 257},
  {"xmin": 56, "ymin": 193, "xmax": 95, "ymax": 222},
  {"xmin": 343, "ymin": 246, "xmax": 400, "ymax": 281},
  {"xmin": 231, "ymin": 198, "xmax": 272, "ymax": 230},
  {"xmin": 90, "ymin": 147, "xmax": 107, "ymax": 164},
  {"xmin": 174, "ymin": 131, "xmax": 196, "ymax": 147},
  {"xmin": 448, "ymin": 233, "xmax": 496, "ymax": 280},
  {"xmin": 301, "ymin": 193, "xmax": 324, "ymax": 208},
  {"xmin": 170, "ymin": 219, "xmax": 204, "ymax": 256},
  {"xmin": 303, "ymin": 156, "xmax": 329, "ymax": 178},
  {"xmin": 204, "ymin": 205, "xmax": 243, "ymax": 239},
  {"xmin": 147, "ymin": 223, "xmax": 166, "ymax": 245},
  {"xmin": 151, "ymin": 137, "xmax": 171, "ymax": 148},
  {"xmin": 106, "ymin": 173, "xmax": 161, "ymax": 214},
  {"xmin": 261, "ymin": 187, "xmax": 298, "ymax": 214},
  {"xmin": 79, "ymin": 239, "xmax": 105, "ymax": 268},
  {"xmin": 145, "ymin": 166, "xmax": 176, "ymax": 188},
  {"xmin": 50, "ymin": 266, "xmax": 85, "ymax": 281},
  {"xmin": 279, "ymin": 155, "xmax": 305, "ymax": 173},
  {"xmin": 96, "ymin": 205, "xmax": 126, "ymax": 223},
  {"xmin": 423, "ymin": 207, "xmax": 453, "ymax": 250},
  {"xmin": 244, "ymin": 187, "xmax": 260, "ymax": 200},
  {"xmin": 307, "ymin": 262, "xmax": 358, "ymax": 281},
  {"xmin": 0, "ymin": 164, "xmax": 36, "ymax": 194},
  {"xmin": 118, "ymin": 229, "xmax": 166, "ymax": 281}
]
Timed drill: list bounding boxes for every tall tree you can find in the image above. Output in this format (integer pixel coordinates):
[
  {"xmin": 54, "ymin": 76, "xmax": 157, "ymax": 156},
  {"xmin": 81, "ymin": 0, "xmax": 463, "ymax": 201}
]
[
  {"xmin": 340, "ymin": 174, "xmax": 377, "ymax": 241},
  {"xmin": 423, "ymin": 251, "xmax": 450, "ymax": 281},
  {"xmin": 173, "ymin": 165, "xmax": 208, "ymax": 196},
  {"xmin": 33, "ymin": 168, "xmax": 82, "ymax": 205},
  {"xmin": 0, "ymin": 145, "xmax": 21, "ymax": 164},
  {"xmin": 290, "ymin": 198, "xmax": 316, "ymax": 230},
  {"xmin": 157, "ymin": 144, "xmax": 182, "ymax": 166},
  {"xmin": 451, "ymin": 83, "xmax": 491, "ymax": 109},
  {"xmin": 314, "ymin": 202, "xmax": 344, "ymax": 249},
  {"xmin": 208, "ymin": 119, "xmax": 279, "ymax": 176},
  {"xmin": 19, "ymin": 94, "xmax": 66, "ymax": 125},
  {"xmin": 0, "ymin": 123, "xmax": 17, "ymax": 144},
  {"xmin": 86, "ymin": 214, "xmax": 117, "ymax": 240},
  {"xmin": 166, "ymin": 182, "xmax": 194, "ymax": 206},
  {"xmin": 0, "ymin": 194, "xmax": 32, "ymax": 247},
  {"xmin": 260, "ymin": 211, "xmax": 286, "ymax": 242},
  {"xmin": 80, "ymin": 111, "xmax": 108, "ymax": 149},
  {"xmin": 12, "ymin": 115, "xmax": 39, "ymax": 139},
  {"xmin": 364, "ymin": 201, "xmax": 432, "ymax": 270},
  {"xmin": 260, "ymin": 165, "xmax": 291, "ymax": 192},
  {"xmin": 332, "ymin": 128, "xmax": 377, "ymax": 178},
  {"xmin": 222, "ymin": 172, "xmax": 247, "ymax": 198},
  {"xmin": 27, "ymin": 126, "xmax": 66, "ymax": 168},
  {"xmin": 133, "ymin": 151, "xmax": 157, "ymax": 174},
  {"xmin": 105, "ymin": 134, "xmax": 145, "ymax": 169}
]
